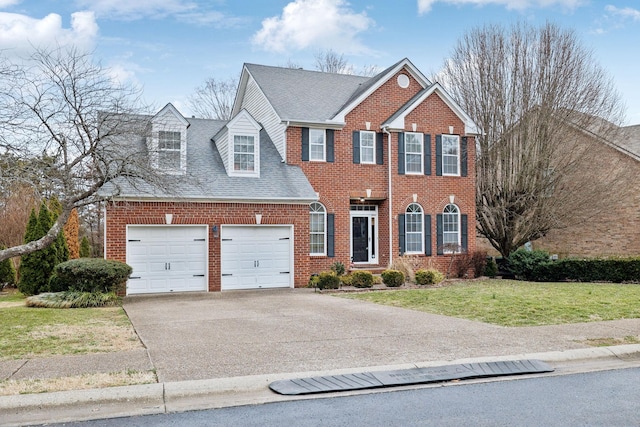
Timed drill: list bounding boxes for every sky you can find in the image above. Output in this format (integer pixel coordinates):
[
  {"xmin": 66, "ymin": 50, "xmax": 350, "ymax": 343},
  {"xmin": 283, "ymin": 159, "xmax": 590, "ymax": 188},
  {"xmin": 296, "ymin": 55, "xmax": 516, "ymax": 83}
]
[{"xmin": 1, "ymin": 0, "xmax": 639, "ymax": 124}]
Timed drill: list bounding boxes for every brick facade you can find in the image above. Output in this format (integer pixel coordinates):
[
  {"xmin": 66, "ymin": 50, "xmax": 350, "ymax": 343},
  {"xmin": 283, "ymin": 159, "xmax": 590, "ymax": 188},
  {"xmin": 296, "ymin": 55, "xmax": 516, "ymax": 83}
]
[
  {"xmin": 105, "ymin": 201, "xmax": 310, "ymax": 291},
  {"xmin": 288, "ymin": 68, "xmax": 476, "ymax": 275}
]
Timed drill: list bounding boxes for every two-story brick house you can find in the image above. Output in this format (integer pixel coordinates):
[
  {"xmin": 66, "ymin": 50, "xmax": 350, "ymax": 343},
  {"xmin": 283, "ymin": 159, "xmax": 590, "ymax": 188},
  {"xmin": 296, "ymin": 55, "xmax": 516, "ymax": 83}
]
[{"xmin": 104, "ymin": 58, "xmax": 479, "ymax": 294}]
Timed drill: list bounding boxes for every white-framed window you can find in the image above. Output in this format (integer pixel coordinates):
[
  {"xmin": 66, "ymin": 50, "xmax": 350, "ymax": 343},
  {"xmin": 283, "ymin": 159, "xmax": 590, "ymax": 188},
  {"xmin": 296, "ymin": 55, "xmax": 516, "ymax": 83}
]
[
  {"xmin": 233, "ymin": 134, "xmax": 255, "ymax": 172},
  {"xmin": 442, "ymin": 135, "xmax": 460, "ymax": 176},
  {"xmin": 309, "ymin": 129, "xmax": 325, "ymax": 161},
  {"xmin": 405, "ymin": 203, "xmax": 424, "ymax": 254},
  {"xmin": 310, "ymin": 202, "xmax": 327, "ymax": 255},
  {"xmin": 443, "ymin": 204, "xmax": 460, "ymax": 253},
  {"xmin": 158, "ymin": 130, "xmax": 181, "ymax": 170},
  {"xmin": 360, "ymin": 131, "xmax": 375, "ymax": 164},
  {"xmin": 405, "ymin": 132, "xmax": 423, "ymax": 174}
]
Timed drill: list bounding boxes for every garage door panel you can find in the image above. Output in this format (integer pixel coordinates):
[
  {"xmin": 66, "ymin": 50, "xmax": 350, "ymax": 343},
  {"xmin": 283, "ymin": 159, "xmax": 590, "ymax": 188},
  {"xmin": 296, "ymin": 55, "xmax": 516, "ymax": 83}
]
[
  {"xmin": 126, "ymin": 226, "xmax": 208, "ymax": 295},
  {"xmin": 221, "ymin": 226, "xmax": 292, "ymax": 291}
]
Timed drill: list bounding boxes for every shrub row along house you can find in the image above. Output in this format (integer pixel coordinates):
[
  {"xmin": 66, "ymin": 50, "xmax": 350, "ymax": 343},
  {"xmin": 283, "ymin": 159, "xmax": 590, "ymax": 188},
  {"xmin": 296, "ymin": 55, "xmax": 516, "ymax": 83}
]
[{"xmin": 104, "ymin": 58, "xmax": 480, "ymax": 294}]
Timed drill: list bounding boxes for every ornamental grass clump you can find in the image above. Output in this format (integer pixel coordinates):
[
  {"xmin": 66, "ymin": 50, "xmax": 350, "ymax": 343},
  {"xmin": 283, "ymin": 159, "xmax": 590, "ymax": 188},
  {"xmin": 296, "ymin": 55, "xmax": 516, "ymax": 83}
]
[{"xmin": 26, "ymin": 291, "xmax": 121, "ymax": 308}]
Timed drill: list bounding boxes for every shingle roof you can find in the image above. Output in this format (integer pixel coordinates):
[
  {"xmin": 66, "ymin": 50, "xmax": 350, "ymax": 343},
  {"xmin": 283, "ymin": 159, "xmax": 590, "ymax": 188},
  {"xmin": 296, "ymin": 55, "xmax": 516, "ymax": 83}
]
[
  {"xmin": 108, "ymin": 116, "xmax": 317, "ymax": 202},
  {"xmin": 616, "ymin": 124, "xmax": 640, "ymax": 159},
  {"xmin": 244, "ymin": 63, "xmax": 370, "ymax": 122}
]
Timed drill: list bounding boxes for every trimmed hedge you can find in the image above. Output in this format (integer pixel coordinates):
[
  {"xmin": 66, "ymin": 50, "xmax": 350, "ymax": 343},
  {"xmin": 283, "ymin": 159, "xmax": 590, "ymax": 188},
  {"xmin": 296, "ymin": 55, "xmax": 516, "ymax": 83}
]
[
  {"xmin": 381, "ymin": 269, "xmax": 404, "ymax": 287},
  {"xmin": 415, "ymin": 269, "xmax": 444, "ymax": 286},
  {"xmin": 508, "ymin": 249, "xmax": 550, "ymax": 281},
  {"xmin": 350, "ymin": 271, "xmax": 374, "ymax": 288},
  {"xmin": 532, "ymin": 257, "xmax": 640, "ymax": 283},
  {"xmin": 52, "ymin": 258, "xmax": 132, "ymax": 293},
  {"xmin": 315, "ymin": 271, "xmax": 341, "ymax": 290}
]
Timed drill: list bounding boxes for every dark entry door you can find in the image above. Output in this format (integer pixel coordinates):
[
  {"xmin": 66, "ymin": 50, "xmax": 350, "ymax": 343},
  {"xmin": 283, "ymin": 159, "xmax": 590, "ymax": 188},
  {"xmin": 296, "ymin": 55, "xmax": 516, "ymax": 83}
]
[{"xmin": 352, "ymin": 216, "xmax": 369, "ymax": 262}]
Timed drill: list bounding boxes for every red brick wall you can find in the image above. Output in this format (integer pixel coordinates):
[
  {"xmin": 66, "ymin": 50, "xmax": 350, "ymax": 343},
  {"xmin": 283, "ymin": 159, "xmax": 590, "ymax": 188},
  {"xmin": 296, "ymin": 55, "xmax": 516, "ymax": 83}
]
[
  {"xmin": 105, "ymin": 201, "xmax": 310, "ymax": 291},
  {"xmin": 287, "ymin": 67, "xmax": 477, "ymax": 275}
]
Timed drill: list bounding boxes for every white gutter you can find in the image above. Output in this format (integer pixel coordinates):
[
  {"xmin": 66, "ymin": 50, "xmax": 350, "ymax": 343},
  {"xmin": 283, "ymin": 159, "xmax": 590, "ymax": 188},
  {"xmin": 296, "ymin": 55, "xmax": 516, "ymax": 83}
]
[{"xmin": 383, "ymin": 126, "xmax": 393, "ymax": 265}]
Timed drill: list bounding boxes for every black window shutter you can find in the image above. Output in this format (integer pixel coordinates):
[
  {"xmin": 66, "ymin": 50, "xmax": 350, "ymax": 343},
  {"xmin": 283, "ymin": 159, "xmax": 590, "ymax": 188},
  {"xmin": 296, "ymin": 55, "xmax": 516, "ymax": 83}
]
[
  {"xmin": 327, "ymin": 213, "xmax": 335, "ymax": 257},
  {"xmin": 461, "ymin": 214, "xmax": 468, "ymax": 252},
  {"xmin": 424, "ymin": 134, "xmax": 431, "ymax": 176},
  {"xmin": 352, "ymin": 131, "xmax": 360, "ymax": 164},
  {"xmin": 376, "ymin": 132, "xmax": 384, "ymax": 165},
  {"xmin": 461, "ymin": 137, "xmax": 468, "ymax": 177},
  {"xmin": 424, "ymin": 214, "xmax": 432, "ymax": 256},
  {"xmin": 436, "ymin": 214, "xmax": 444, "ymax": 255},
  {"xmin": 398, "ymin": 214, "xmax": 406, "ymax": 255},
  {"xmin": 435, "ymin": 135, "xmax": 442, "ymax": 176},
  {"xmin": 326, "ymin": 130, "xmax": 335, "ymax": 163},
  {"xmin": 398, "ymin": 133, "xmax": 405, "ymax": 175},
  {"xmin": 301, "ymin": 128, "xmax": 309, "ymax": 161}
]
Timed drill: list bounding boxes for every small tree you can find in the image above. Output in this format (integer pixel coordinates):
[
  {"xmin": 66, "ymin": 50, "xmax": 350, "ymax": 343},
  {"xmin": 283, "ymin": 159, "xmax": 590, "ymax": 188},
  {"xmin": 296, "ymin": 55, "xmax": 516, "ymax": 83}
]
[
  {"xmin": 18, "ymin": 208, "xmax": 43, "ymax": 295},
  {"xmin": 79, "ymin": 236, "xmax": 92, "ymax": 258},
  {"xmin": 64, "ymin": 208, "xmax": 80, "ymax": 259},
  {"xmin": 0, "ymin": 248, "xmax": 16, "ymax": 287},
  {"xmin": 48, "ymin": 197, "xmax": 69, "ymax": 265}
]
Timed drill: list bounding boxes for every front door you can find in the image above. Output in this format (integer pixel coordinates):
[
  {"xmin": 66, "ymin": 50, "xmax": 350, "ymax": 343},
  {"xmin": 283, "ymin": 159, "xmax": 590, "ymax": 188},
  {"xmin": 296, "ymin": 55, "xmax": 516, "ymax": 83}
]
[
  {"xmin": 350, "ymin": 205, "xmax": 378, "ymax": 264},
  {"xmin": 352, "ymin": 217, "xmax": 369, "ymax": 262}
]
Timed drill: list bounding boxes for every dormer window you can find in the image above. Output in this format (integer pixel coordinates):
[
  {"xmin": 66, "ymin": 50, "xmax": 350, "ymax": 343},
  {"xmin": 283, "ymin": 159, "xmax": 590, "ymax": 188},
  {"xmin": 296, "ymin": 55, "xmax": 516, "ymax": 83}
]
[
  {"xmin": 233, "ymin": 134, "xmax": 256, "ymax": 172},
  {"xmin": 158, "ymin": 131, "xmax": 182, "ymax": 170}
]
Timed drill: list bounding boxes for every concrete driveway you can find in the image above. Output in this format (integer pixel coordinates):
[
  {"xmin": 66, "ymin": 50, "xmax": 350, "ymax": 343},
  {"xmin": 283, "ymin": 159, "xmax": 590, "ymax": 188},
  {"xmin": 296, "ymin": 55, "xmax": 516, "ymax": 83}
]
[{"xmin": 123, "ymin": 288, "xmax": 640, "ymax": 383}]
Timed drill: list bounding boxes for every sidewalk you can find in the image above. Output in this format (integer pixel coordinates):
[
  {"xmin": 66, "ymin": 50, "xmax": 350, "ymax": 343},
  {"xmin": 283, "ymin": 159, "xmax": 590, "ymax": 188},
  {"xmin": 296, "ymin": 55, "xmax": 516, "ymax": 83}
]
[{"xmin": 1, "ymin": 289, "xmax": 640, "ymax": 426}]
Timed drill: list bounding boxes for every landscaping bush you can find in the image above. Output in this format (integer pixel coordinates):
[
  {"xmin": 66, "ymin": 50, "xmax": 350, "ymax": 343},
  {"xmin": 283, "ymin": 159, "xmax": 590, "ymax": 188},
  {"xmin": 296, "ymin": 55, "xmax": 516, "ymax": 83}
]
[
  {"xmin": 508, "ymin": 249, "xmax": 550, "ymax": 280},
  {"xmin": 415, "ymin": 269, "xmax": 445, "ymax": 286},
  {"xmin": 25, "ymin": 291, "xmax": 121, "ymax": 308},
  {"xmin": 484, "ymin": 257, "xmax": 498, "ymax": 278},
  {"xmin": 350, "ymin": 270, "xmax": 374, "ymax": 288},
  {"xmin": 0, "ymin": 252, "xmax": 16, "ymax": 288},
  {"xmin": 532, "ymin": 257, "xmax": 640, "ymax": 283},
  {"xmin": 381, "ymin": 269, "xmax": 404, "ymax": 287},
  {"xmin": 388, "ymin": 255, "xmax": 422, "ymax": 283},
  {"xmin": 330, "ymin": 261, "xmax": 346, "ymax": 276},
  {"xmin": 53, "ymin": 258, "xmax": 132, "ymax": 294},
  {"xmin": 315, "ymin": 271, "xmax": 341, "ymax": 290}
]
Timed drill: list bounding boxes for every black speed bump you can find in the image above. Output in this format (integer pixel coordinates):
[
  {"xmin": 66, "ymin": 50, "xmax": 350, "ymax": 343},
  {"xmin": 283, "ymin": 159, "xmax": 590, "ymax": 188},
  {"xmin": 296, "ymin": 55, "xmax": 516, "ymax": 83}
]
[{"xmin": 269, "ymin": 359, "xmax": 554, "ymax": 395}]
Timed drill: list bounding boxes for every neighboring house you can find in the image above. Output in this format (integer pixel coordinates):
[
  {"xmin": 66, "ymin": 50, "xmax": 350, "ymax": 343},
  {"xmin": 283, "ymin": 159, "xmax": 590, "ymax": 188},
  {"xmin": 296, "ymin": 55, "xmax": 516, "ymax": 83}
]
[
  {"xmin": 104, "ymin": 58, "xmax": 480, "ymax": 294},
  {"xmin": 532, "ymin": 123, "xmax": 640, "ymax": 257}
]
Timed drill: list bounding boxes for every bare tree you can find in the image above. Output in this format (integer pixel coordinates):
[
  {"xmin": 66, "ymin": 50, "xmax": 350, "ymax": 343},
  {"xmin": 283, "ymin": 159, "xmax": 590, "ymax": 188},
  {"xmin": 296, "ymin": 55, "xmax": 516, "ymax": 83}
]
[
  {"xmin": 314, "ymin": 49, "xmax": 354, "ymax": 74},
  {"xmin": 439, "ymin": 22, "xmax": 627, "ymax": 258},
  {"xmin": 0, "ymin": 46, "xmax": 166, "ymax": 262},
  {"xmin": 187, "ymin": 76, "xmax": 237, "ymax": 120}
]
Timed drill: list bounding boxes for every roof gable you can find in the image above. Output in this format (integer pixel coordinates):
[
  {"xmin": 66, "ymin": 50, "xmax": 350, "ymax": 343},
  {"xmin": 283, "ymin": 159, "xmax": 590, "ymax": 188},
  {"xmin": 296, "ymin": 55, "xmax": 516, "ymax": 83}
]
[
  {"xmin": 383, "ymin": 82, "xmax": 480, "ymax": 135},
  {"xmin": 153, "ymin": 103, "xmax": 189, "ymax": 127}
]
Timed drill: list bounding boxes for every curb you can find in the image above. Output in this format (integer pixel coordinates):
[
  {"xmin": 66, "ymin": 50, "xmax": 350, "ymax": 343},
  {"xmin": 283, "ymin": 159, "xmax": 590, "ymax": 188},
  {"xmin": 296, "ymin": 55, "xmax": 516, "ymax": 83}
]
[{"xmin": 2, "ymin": 345, "xmax": 640, "ymax": 427}]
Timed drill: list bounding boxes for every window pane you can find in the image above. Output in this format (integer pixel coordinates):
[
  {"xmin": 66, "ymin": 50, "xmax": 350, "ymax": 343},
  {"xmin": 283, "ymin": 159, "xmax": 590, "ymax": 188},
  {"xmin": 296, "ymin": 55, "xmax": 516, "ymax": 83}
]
[
  {"xmin": 310, "ymin": 144, "xmax": 324, "ymax": 161},
  {"xmin": 406, "ymin": 154, "xmax": 422, "ymax": 173},
  {"xmin": 309, "ymin": 129, "xmax": 325, "ymax": 161},
  {"xmin": 442, "ymin": 135, "xmax": 459, "ymax": 175},
  {"xmin": 159, "ymin": 131, "xmax": 181, "ymax": 150},
  {"xmin": 360, "ymin": 131, "xmax": 375, "ymax": 163},
  {"xmin": 405, "ymin": 204, "xmax": 423, "ymax": 253},
  {"xmin": 310, "ymin": 202, "xmax": 326, "ymax": 255},
  {"xmin": 234, "ymin": 135, "xmax": 255, "ymax": 171}
]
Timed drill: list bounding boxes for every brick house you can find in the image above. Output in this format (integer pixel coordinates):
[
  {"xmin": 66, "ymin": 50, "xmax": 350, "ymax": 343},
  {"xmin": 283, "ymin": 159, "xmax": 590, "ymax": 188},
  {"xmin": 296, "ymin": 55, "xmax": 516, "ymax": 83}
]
[
  {"xmin": 531, "ymin": 124, "xmax": 640, "ymax": 257},
  {"xmin": 104, "ymin": 58, "xmax": 479, "ymax": 294}
]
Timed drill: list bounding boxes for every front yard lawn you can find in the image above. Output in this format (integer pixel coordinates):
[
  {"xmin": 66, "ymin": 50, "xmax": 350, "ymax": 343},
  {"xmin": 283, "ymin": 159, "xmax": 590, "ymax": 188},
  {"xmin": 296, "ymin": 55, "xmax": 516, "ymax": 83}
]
[
  {"xmin": 339, "ymin": 280, "xmax": 640, "ymax": 327},
  {"xmin": 0, "ymin": 291, "xmax": 141, "ymax": 360}
]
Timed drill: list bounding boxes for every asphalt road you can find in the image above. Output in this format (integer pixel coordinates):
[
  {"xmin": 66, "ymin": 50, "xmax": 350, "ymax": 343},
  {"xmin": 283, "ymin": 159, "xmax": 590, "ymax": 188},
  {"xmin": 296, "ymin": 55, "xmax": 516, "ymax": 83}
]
[{"xmin": 52, "ymin": 367, "xmax": 640, "ymax": 427}]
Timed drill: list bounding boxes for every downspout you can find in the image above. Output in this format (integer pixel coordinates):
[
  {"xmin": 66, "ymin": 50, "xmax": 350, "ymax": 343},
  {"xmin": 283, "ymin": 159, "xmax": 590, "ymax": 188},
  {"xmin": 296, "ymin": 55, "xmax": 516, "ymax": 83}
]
[{"xmin": 383, "ymin": 126, "xmax": 393, "ymax": 266}]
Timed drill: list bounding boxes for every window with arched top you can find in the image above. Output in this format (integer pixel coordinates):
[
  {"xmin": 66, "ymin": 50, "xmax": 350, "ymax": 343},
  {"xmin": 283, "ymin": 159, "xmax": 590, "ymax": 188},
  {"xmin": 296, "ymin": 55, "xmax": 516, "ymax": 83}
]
[
  {"xmin": 442, "ymin": 204, "xmax": 460, "ymax": 253},
  {"xmin": 405, "ymin": 203, "xmax": 424, "ymax": 254},
  {"xmin": 310, "ymin": 202, "xmax": 326, "ymax": 255}
]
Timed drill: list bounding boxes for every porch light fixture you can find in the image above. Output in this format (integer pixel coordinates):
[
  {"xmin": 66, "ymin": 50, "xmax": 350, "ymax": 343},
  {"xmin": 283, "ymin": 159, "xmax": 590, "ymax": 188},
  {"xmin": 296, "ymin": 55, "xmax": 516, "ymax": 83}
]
[
  {"xmin": 255, "ymin": 213, "xmax": 262, "ymax": 225},
  {"xmin": 212, "ymin": 225, "xmax": 219, "ymax": 239},
  {"xmin": 165, "ymin": 213, "xmax": 173, "ymax": 224}
]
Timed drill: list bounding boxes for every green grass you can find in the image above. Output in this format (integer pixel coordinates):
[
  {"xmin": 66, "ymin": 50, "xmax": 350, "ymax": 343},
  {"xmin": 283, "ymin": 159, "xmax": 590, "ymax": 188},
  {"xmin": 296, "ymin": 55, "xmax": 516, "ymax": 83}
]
[
  {"xmin": 0, "ymin": 291, "xmax": 26, "ymax": 303},
  {"xmin": 0, "ymin": 304, "xmax": 139, "ymax": 359},
  {"xmin": 339, "ymin": 280, "xmax": 640, "ymax": 327}
]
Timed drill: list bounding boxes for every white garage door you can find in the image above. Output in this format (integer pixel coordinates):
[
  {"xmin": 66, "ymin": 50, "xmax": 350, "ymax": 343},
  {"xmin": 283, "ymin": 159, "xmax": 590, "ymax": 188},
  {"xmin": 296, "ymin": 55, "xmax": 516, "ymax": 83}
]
[
  {"xmin": 126, "ymin": 225, "xmax": 208, "ymax": 295},
  {"xmin": 221, "ymin": 225, "xmax": 292, "ymax": 290}
]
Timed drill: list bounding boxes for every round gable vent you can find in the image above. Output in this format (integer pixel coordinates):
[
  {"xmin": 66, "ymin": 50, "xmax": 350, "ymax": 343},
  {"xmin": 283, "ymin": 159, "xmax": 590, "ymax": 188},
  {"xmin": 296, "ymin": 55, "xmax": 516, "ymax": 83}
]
[{"xmin": 397, "ymin": 73, "xmax": 410, "ymax": 88}]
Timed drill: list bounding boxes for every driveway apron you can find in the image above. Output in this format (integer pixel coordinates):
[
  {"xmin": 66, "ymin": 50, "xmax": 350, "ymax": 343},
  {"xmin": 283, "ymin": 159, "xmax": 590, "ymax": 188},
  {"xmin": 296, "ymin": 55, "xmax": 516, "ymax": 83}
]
[{"xmin": 122, "ymin": 289, "xmax": 636, "ymax": 383}]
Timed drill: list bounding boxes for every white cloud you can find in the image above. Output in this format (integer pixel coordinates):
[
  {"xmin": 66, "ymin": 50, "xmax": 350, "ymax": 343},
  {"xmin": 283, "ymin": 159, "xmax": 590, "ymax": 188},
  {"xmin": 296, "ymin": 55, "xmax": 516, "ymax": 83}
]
[
  {"xmin": 0, "ymin": 0, "xmax": 21, "ymax": 7},
  {"xmin": 252, "ymin": 0, "xmax": 374, "ymax": 54},
  {"xmin": 605, "ymin": 5, "xmax": 640, "ymax": 22},
  {"xmin": 417, "ymin": 0, "xmax": 584, "ymax": 15},
  {"xmin": 75, "ymin": 0, "xmax": 196, "ymax": 20},
  {"xmin": 0, "ymin": 11, "xmax": 98, "ymax": 54}
]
